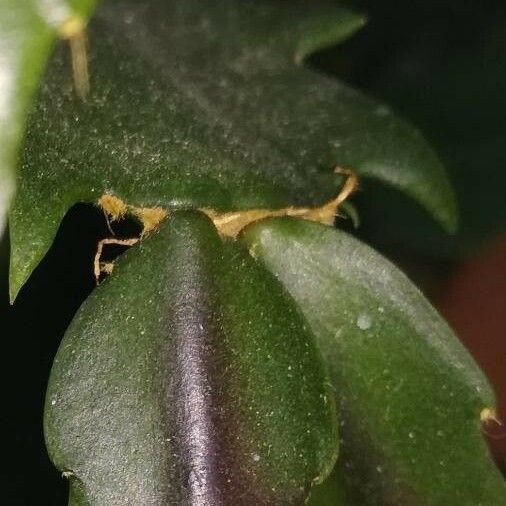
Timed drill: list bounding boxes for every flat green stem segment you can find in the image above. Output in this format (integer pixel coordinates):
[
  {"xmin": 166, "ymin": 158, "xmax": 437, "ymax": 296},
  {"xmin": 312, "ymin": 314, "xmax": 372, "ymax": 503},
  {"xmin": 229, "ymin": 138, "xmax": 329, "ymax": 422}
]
[
  {"xmin": 10, "ymin": 0, "xmax": 456, "ymax": 300},
  {"xmin": 0, "ymin": 0, "xmax": 97, "ymax": 233},
  {"xmin": 241, "ymin": 218, "xmax": 506, "ymax": 506},
  {"xmin": 44, "ymin": 211, "xmax": 337, "ymax": 505}
]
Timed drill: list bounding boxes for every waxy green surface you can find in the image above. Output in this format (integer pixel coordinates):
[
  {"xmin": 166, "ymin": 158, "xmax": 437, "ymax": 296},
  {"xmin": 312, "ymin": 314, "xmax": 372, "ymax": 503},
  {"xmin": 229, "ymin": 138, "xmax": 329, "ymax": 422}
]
[
  {"xmin": 44, "ymin": 211, "xmax": 337, "ymax": 505},
  {"xmin": 0, "ymin": 0, "xmax": 97, "ymax": 233},
  {"xmin": 9, "ymin": 0, "xmax": 457, "ymax": 300},
  {"xmin": 242, "ymin": 218, "xmax": 506, "ymax": 506}
]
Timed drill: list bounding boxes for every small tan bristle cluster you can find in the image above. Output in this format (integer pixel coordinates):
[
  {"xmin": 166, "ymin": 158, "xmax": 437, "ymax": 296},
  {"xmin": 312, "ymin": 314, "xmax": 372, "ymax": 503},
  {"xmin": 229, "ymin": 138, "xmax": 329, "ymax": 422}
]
[
  {"xmin": 98, "ymin": 194, "xmax": 128, "ymax": 222},
  {"xmin": 97, "ymin": 194, "xmax": 168, "ymax": 235},
  {"xmin": 133, "ymin": 207, "xmax": 169, "ymax": 235},
  {"xmin": 480, "ymin": 407, "xmax": 502, "ymax": 425},
  {"xmin": 58, "ymin": 15, "xmax": 89, "ymax": 100}
]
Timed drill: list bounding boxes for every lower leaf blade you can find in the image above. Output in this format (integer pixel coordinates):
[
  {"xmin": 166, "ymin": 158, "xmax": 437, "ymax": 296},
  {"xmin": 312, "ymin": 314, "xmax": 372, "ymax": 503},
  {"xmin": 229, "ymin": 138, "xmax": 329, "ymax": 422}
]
[
  {"xmin": 241, "ymin": 217, "xmax": 506, "ymax": 505},
  {"xmin": 44, "ymin": 211, "xmax": 337, "ymax": 505}
]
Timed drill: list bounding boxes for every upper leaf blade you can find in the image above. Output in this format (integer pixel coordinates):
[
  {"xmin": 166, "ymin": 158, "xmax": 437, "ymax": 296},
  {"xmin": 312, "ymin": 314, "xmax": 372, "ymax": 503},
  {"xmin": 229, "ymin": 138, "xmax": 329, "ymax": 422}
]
[
  {"xmin": 44, "ymin": 211, "xmax": 337, "ymax": 505},
  {"xmin": 0, "ymin": 1, "xmax": 52, "ymax": 233},
  {"xmin": 0, "ymin": 0, "xmax": 98, "ymax": 234},
  {"xmin": 241, "ymin": 218, "xmax": 505, "ymax": 505},
  {"xmin": 10, "ymin": 0, "xmax": 455, "ymax": 300}
]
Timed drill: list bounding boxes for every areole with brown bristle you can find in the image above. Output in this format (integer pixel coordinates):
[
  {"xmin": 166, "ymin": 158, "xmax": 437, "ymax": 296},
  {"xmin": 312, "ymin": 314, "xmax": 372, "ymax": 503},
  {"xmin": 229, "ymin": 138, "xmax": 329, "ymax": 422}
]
[
  {"xmin": 94, "ymin": 168, "xmax": 358, "ymax": 278},
  {"xmin": 93, "ymin": 170, "xmax": 358, "ymax": 283},
  {"xmin": 97, "ymin": 167, "xmax": 358, "ymax": 238}
]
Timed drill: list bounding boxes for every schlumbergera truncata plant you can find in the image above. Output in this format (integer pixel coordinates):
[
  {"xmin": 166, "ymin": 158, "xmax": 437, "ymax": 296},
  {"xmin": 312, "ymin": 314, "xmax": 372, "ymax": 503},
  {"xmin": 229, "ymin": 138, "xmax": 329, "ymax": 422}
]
[{"xmin": 2, "ymin": 0, "xmax": 505, "ymax": 505}]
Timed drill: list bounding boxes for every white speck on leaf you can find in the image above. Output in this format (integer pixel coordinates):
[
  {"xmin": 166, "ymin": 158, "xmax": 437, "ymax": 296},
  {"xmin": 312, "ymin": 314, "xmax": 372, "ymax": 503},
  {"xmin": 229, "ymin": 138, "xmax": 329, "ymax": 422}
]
[{"xmin": 356, "ymin": 314, "xmax": 372, "ymax": 330}]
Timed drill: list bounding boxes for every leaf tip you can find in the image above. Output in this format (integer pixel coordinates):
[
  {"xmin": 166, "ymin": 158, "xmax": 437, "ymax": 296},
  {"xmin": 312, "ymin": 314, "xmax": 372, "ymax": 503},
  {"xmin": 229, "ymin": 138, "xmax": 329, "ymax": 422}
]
[
  {"xmin": 294, "ymin": 8, "xmax": 367, "ymax": 64},
  {"xmin": 435, "ymin": 193, "xmax": 459, "ymax": 234},
  {"xmin": 9, "ymin": 269, "xmax": 26, "ymax": 305}
]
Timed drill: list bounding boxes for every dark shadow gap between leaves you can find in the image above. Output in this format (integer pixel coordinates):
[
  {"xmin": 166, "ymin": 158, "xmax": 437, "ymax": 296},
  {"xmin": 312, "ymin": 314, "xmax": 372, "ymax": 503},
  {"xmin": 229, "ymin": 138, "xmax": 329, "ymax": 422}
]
[{"xmin": 1, "ymin": 203, "xmax": 141, "ymax": 505}]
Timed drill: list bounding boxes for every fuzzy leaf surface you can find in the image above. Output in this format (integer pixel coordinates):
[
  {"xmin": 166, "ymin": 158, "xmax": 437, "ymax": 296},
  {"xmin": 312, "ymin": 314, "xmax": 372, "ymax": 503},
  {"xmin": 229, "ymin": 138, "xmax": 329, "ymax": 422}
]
[
  {"xmin": 10, "ymin": 0, "xmax": 456, "ymax": 299},
  {"xmin": 44, "ymin": 211, "xmax": 337, "ymax": 505},
  {"xmin": 242, "ymin": 218, "xmax": 506, "ymax": 506},
  {"xmin": 0, "ymin": 0, "xmax": 97, "ymax": 233}
]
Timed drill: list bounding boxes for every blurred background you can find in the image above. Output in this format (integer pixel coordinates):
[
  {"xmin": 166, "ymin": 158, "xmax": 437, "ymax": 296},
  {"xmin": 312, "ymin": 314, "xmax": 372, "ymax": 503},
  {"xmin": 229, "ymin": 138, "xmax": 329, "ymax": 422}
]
[
  {"xmin": 1, "ymin": 0, "xmax": 505, "ymax": 503},
  {"xmin": 320, "ymin": 0, "xmax": 506, "ymax": 474}
]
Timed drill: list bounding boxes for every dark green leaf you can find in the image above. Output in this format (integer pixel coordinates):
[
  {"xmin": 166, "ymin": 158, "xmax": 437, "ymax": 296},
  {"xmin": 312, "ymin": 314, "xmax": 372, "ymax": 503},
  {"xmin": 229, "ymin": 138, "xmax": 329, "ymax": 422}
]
[
  {"xmin": 10, "ymin": 0, "xmax": 455, "ymax": 300},
  {"xmin": 306, "ymin": 465, "xmax": 354, "ymax": 506},
  {"xmin": 242, "ymin": 218, "xmax": 506, "ymax": 505},
  {"xmin": 0, "ymin": 0, "xmax": 97, "ymax": 233},
  {"xmin": 44, "ymin": 211, "xmax": 337, "ymax": 505}
]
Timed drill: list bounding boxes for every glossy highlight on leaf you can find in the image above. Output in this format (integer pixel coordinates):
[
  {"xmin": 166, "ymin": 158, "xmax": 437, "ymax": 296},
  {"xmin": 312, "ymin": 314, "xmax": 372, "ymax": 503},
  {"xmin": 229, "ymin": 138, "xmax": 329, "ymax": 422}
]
[
  {"xmin": 10, "ymin": 0, "xmax": 456, "ymax": 300},
  {"xmin": 242, "ymin": 218, "xmax": 506, "ymax": 506},
  {"xmin": 44, "ymin": 211, "xmax": 337, "ymax": 505}
]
